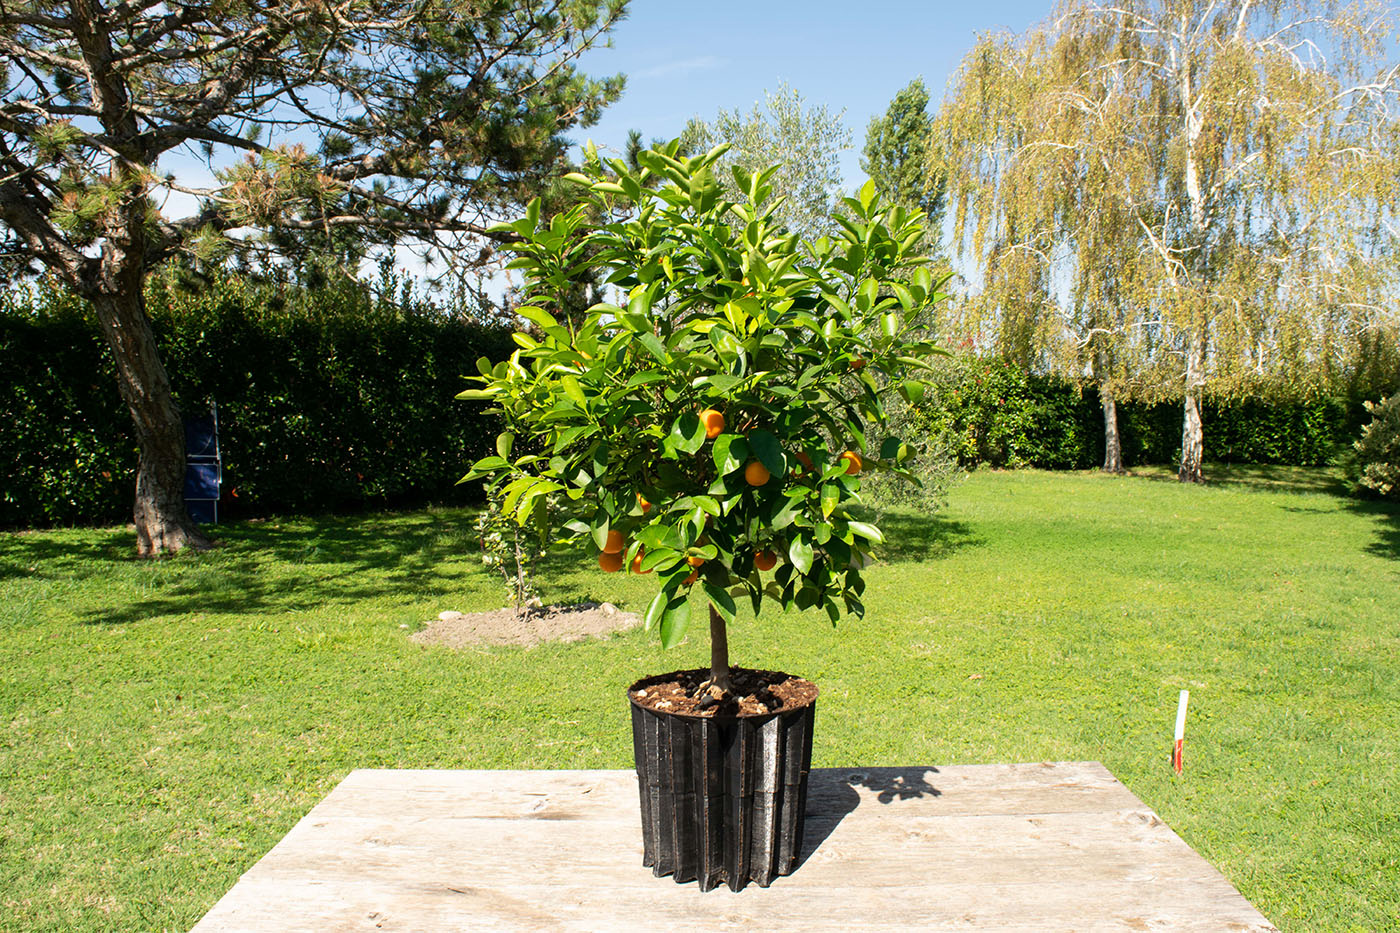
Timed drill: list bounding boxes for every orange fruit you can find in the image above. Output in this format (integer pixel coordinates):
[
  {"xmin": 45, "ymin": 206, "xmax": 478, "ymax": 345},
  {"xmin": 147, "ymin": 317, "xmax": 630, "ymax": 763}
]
[
  {"xmin": 631, "ymin": 551, "xmax": 651, "ymax": 574},
  {"xmin": 792, "ymin": 450, "xmax": 814, "ymax": 475},
  {"xmin": 850, "ymin": 358, "xmax": 867, "ymax": 371},
  {"xmin": 683, "ymin": 571, "xmax": 699, "ymax": 586},
  {"xmin": 700, "ymin": 408, "xmax": 725, "ymax": 439},
  {"xmin": 840, "ymin": 451, "xmax": 863, "ymax": 475},
  {"xmin": 744, "ymin": 460, "xmax": 771, "ymax": 487},
  {"xmin": 686, "ymin": 554, "xmax": 705, "ymax": 568},
  {"xmin": 637, "ymin": 493, "xmax": 651, "ymax": 513},
  {"xmin": 754, "ymin": 549, "xmax": 778, "ymax": 571},
  {"xmin": 598, "ymin": 551, "xmax": 624, "ymax": 573},
  {"xmin": 602, "ymin": 529, "xmax": 625, "ymax": 554}
]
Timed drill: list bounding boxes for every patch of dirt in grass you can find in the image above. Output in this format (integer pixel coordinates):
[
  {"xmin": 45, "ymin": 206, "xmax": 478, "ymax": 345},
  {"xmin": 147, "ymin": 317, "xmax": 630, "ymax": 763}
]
[{"xmin": 410, "ymin": 602, "xmax": 639, "ymax": 649}]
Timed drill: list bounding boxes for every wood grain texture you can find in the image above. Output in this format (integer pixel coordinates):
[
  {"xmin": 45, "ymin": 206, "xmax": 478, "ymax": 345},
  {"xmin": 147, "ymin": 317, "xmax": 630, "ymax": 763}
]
[{"xmin": 191, "ymin": 763, "xmax": 1278, "ymax": 932}]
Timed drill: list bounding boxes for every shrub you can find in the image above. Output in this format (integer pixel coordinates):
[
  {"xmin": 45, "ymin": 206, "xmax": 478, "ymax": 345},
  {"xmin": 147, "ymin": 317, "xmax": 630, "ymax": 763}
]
[
  {"xmin": 0, "ymin": 273, "xmax": 514, "ymax": 528},
  {"xmin": 1341, "ymin": 395, "xmax": 1400, "ymax": 499}
]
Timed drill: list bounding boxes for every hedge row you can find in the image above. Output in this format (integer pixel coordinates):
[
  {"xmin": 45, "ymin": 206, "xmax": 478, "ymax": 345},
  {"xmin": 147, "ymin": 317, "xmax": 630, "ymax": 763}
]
[
  {"xmin": 1, "ymin": 275, "xmax": 514, "ymax": 528},
  {"xmin": 916, "ymin": 355, "xmax": 1381, "ymax": 471},
  {"xmin": 2, "ymin": 279, "xmax": 1389, "ymax": 529}
]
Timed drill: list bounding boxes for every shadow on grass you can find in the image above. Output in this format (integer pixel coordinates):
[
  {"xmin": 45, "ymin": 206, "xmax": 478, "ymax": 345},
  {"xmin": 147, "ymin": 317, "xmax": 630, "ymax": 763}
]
[
  {"xmin": 1128, "ymin": 462, "xmax": 1349, "ymax": 496},
  {"xmin": 1345, "ymin": 497, "xmax": 1400, "ymax": 562},
  {"xmin": 0, "ymin": 529, "xmax": 131, "ymax": 581},
  {"xmin": 0, "ymin": 507, "xmax": 507, "ymax": 625},
  {"xmin": 875, "ymin": 512, "xmax": 981, "ymax": 564}
]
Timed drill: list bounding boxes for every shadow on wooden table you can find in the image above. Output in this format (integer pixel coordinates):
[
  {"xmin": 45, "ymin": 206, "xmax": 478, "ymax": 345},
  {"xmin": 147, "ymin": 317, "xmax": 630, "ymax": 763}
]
[{"xmin": 800, "ymin": 767, "xmax": 942, "ymax": 865}]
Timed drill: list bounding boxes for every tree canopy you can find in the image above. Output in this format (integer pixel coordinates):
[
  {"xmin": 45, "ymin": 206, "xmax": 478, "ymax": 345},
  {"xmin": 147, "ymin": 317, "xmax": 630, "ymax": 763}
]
[
  {"xmin": 681, "ymin": 83, "xmax": 851, "ymax": 244},
  {"xmin": 1, "ymin": 0, "xmax": 628, "ymax": 553},
  {"xmin": 934, "ymin": 0, "xmax": 1400, "ymax": 481}
]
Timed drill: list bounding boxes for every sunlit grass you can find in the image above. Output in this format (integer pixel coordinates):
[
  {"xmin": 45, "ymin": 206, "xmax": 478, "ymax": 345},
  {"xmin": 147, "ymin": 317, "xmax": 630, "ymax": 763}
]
[{"xmin": 1, "ymin": 464, "xmax": 1396, "ymax": 931}]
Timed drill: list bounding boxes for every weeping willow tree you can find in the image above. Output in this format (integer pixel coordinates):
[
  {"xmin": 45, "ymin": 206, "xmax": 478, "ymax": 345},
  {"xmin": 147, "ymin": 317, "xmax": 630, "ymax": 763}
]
[{"xmin": 935, "ymin": 0, "xmax": 1400, "ymax": 480}]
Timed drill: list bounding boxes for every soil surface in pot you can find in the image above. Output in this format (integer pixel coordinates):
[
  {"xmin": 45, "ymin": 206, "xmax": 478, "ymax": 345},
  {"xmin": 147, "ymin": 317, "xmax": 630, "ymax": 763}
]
[
  {"xmin": 630, "ymin": 668, "xmax": 818, "ymax": 718},
  {"xmin": 411, "ymin": 602, "xmax": 639, "ymax": 648}
]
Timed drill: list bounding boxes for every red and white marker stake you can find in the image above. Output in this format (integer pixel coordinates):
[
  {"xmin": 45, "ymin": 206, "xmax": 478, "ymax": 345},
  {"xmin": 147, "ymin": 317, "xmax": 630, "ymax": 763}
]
[{"xmin": 1172, "ymin": 689, "xmax": 1190, "ymax": 775}]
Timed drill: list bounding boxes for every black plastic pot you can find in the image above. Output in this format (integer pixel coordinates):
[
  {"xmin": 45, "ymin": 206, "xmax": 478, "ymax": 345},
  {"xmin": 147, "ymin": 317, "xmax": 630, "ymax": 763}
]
[{"xmin": 628, "ymin": 670, "xmax": 817, "ymax": 892}]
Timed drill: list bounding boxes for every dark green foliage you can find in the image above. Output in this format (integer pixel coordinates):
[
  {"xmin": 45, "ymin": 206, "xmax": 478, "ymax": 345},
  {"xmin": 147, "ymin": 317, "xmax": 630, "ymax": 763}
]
[
  {"xmin": 0, "ymin": 277, "xmax": 513, "ymax": 528},
  {"xmin": 1339, "ymin": 395, "xmax": 1400, "ymax": 499},
  {"xmin": 862, "ymin": 78, "xmax": 944, "ymax": 231},
  {"xmin": 913, "ymin": 354, "xmax": 1383, "ymax": 471}
]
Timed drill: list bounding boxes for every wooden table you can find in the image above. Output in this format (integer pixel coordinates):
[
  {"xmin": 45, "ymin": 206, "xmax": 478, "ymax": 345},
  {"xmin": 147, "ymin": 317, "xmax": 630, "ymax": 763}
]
[{"xmin": 192, "ymin": 762, "xmax": 1277, "ymax": 932}]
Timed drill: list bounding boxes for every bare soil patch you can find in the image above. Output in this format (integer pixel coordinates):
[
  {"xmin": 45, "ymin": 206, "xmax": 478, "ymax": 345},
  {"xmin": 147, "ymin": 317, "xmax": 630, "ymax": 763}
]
[{"xmin": 411, "ymin": 602, "xmax": 640, "ymax": 649}]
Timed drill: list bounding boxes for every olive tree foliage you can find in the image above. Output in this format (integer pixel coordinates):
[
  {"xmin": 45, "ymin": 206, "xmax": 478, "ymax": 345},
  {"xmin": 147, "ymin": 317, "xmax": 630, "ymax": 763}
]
[
  {"xmin": 0, "ymin": 0, "xmax": 626, "ymax": 554},
  {"xmin": 459, "ymin": 142, "xmax": 945, "ymax": 693},
  {"xmin": 934, "ymin": 0, "xmax": 1400, "ymax": 482},
  {"xmin": 681, "ymin": 83, "xmax": 852, "ymax": 244}
]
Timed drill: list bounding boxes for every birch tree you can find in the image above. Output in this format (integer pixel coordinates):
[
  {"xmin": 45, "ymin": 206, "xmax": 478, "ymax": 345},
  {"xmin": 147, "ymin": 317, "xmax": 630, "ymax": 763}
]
[
  {"xmin": 1, "ymin": 0, "xmax": 626, "ymax": 554},
  {"xmin": 935, "ymin": 0, "xmax": 1400, "ymax": 481}
]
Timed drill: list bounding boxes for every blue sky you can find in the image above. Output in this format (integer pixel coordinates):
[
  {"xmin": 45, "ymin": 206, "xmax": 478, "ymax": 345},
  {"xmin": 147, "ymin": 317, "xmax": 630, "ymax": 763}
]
[{"xmin": 572, "ymin": 0, "xmax": 1056, "ymax": 187}]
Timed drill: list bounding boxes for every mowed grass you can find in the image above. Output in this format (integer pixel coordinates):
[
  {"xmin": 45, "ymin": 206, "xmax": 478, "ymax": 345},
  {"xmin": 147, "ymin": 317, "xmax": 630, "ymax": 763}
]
[{"xmin": 1, "ymin": 465, "xmax": 1397, "ymax": 931}]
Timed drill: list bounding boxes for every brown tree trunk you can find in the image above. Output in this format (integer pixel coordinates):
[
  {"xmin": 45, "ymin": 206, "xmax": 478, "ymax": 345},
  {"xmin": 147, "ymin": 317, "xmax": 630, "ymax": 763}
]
[
  {"xmin": 709, "ymin": 604, "xmax": 733, "ymax": 695},
  {"xmin": 88, "ymin": 288, "xmax": 211, "ymax": 557},
  {"xmin": 1178, "ymin": 332, "xmax": 1206, "ymax": 483},
  {"xmin": 1101, "ymin": 386, "xmax": 1124, "ymax": 474}
]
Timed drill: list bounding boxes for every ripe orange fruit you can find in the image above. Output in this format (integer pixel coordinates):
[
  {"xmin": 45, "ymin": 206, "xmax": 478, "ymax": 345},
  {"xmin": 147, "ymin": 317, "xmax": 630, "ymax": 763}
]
[
  {"xmin": 598, "ymin": 551, "xmax": 624, "ymax": 573},
  {"xmin": 602, "ymin": 529, "xmax": 624, "ymax": 554},
  {"xmin": 683, "ymin": 571, "xmax": 699, "ymax": 586},
  {"xmin": 754, "ymin": 549, "xmax": 778, "ymax": 571},
  {"xmin": 850, "ymin": 358, "xmax": 867, "ymax": 371},
  {"xmin": 637, "ymin": 493, "xmax": 651, "ymax": 513},
  {"xmin": 792, "ymin": 450, "xmax": 814, "ymax": 475},
  {"xmin": 744, "ymin": 460, "xmax": 771, "ymax": 486},
  {"xmin": 631, "ymin": 551, "xmax": 651, "ymax": 574},
  {"xmin": 840, "ymin": 451, "xmax": 863, "ymax": 475},
  {"xmin": 686, "ymin": 554, "xmax": 705, "ymax": 568},
  {"xmin": 699, "ymin": 408, "xmax": 725, "ymax": 439}
]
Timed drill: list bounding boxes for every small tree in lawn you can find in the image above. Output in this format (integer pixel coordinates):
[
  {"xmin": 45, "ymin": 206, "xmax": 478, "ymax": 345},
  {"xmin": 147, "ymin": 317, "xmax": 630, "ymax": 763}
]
[{"xmin": 460, "ymin": 142, "xmax": 945, "ymax": 695}]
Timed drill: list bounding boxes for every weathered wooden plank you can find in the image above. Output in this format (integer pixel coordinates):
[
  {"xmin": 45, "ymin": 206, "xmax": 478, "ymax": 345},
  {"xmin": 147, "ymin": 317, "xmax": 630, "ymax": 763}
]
[{"xmin": 192, "ymin": 764, "xmax": 1278, "ymax": 933}]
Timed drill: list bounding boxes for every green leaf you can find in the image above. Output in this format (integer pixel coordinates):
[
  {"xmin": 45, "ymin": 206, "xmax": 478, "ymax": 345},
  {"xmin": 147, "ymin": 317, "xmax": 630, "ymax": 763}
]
[
  {"xmin": 748, "ymin": 429, "xmax": 786, "ymax": 478},
  {"xmin": 590, "ymin": 514, "xmax": 611, "ymax": 551},
  {"xmin": 820, "ymin": 484, "xmax": 840, "ymax": 518},
  {"xmin": 560, "ymin": 375, "xmax": 586, "ymax": 407},
  {"xmin": 703, "ymin": 583, "xmax": 737, "ymax": 626},
  {"xmin": 628, "ymin": 287, "xmax": 654, "ymax": 318},
  {"xmin": 454, "ymin": 388, "xmax": 497, "ymax": 400},
  {"xmin": 879, "ymin": 437, "xmax": 901, "ymax": 460},
  {"xmin": 496, "ymin": 432, "xmax": 514, "ymax": 459},
  {"xmin": 644, "ymin": 590, "xmax": 668, "ymax": 631},
  {"xmin": 659, "ymin": 596, "xmax": 691, "ymax": 649},
  {"xmin": 847, "ymin": 521, "xmax": 884, "ymax": 543},
  {"xmin": 638, "ymin": 333, "xmax": 668, "ymax": 362},
  {"xmin": 881, "ymin": 312, "xmax": 900, "ymax": 338},
  {"xmin": 788, "ymin": 536, "xmax": 814, "ymax": 574},
  {"xmin": 670, "ymin": 411, "xmax": 706, "ymax": 456},
  {"xmin": 712, "ymin": 434, "xmax": 750, "ymax": 474},
  {"xmin": 517, "ymin": 305, "xmax": 560, "ymax": 330}
]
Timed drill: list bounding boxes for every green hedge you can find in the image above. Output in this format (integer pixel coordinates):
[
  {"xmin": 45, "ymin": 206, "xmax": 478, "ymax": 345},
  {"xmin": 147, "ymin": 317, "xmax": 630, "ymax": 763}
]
[
  {"xmin": 916, "ymin": 355, "xmax": 1382, "ymax": 471},
  {"xmin": 1, "ymin": 275, "xmax": 514, "ymax": 528}
]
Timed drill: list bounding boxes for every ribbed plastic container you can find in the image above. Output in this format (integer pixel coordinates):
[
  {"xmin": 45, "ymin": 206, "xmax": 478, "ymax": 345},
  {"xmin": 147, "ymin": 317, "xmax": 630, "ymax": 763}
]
[{"xmin": 628, "ymin": 672, "xmax": 817, "ymax": 892}]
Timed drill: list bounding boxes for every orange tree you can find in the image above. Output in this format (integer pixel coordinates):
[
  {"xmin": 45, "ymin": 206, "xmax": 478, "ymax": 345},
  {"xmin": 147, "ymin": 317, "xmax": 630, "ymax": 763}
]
[{"xmin": 459, "ymin": 141, "xmax": 945, "ymax": 694}]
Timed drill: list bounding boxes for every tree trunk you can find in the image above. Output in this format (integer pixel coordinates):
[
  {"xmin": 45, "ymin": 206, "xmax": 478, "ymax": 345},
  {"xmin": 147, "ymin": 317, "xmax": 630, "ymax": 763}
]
[
  {"xmin": 89, "ymin": 288, "xmax": 211, "ymax": 557},
  {"xmin": 1101, "ymin": 386, "xmax": 1124, "ymax": 474},
  {"xmin": 1178, "ymin": 334, "xmax": 1206, "ymax": 484},
  {"xmin": 709, "ymin": 604, "xmax": 733, "ymax": 695}
]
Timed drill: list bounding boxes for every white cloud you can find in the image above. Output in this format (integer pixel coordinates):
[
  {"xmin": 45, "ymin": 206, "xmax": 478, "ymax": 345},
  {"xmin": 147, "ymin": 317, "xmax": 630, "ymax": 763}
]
[{"xmin": 634, "ymin": 55, "xmax": 725, "ymax": 79}]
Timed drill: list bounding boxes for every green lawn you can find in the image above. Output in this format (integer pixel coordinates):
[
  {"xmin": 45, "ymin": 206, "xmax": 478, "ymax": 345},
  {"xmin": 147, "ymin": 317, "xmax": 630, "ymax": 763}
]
[{"xmin": 2, "ymin": 466, "xmax": 1396, "ymax": 931}]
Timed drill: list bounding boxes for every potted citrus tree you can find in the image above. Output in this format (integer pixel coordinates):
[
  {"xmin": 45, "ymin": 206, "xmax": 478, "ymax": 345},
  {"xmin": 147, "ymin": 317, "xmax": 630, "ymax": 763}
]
[{"xmin": 459, "ymin": 141, "xmax": 945, "ymax": 891}]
